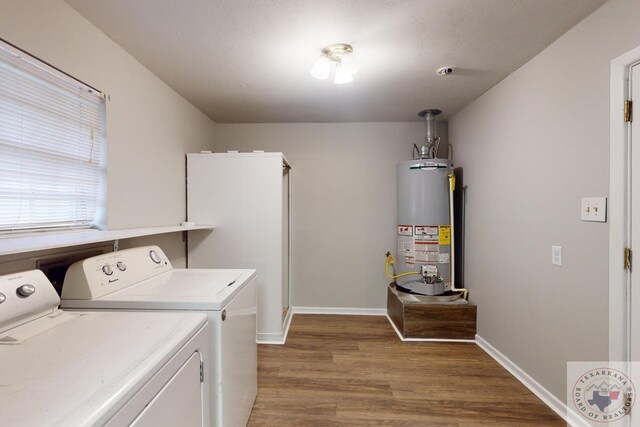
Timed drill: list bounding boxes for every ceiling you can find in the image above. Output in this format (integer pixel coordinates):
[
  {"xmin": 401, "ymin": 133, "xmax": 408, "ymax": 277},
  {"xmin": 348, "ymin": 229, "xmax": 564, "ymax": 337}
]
[{"xmin": 65, "ymin": 0, "xmax": 606, "ymax": 123}]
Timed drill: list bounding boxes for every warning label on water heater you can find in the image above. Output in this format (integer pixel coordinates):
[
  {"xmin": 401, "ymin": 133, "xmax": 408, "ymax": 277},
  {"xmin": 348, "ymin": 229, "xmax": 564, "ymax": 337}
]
[
  {"xmin": 438, "ymin": 226, "xmax": 451, "ymax": 245},
  {"xmin": 415, "ymin": 241, "xmax": 439, "ymax": 263},
  {"xmin": 398, "ymin": 224, "xmax": 451, "ymax": 265},
  {"xmin": 397, "ymin": 235, "xmax": 414, "ymax": 255},
  {"xmin": 415, "ymin": 226, "xmax": 438, "ymax": 236},
  {"xmin": 397, "ymin": 225, "xmax": 413, "ymax": 236}
]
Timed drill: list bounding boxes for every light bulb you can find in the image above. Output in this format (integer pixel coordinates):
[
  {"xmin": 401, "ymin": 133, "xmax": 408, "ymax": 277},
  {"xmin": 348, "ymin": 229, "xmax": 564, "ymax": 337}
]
[
  {"xmin": 310, "ymin": 55, "xmax": 331, "ymax": 80},
  {"xmin": 340, "ymin": 52, "xmax": 359, "ymax": 75},
  {"xmin": 334, "ymin": 63, "xmax": 354, "ymax": 84}
]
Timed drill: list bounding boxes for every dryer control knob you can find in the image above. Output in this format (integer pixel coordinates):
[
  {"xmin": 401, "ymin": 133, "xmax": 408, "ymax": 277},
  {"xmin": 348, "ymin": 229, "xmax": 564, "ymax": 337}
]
[
  {"xmin": 17, "ymin": 284, "xmax": 35, "ymax": 297},
  {"xmin": 116, "ymin": 261, "xmax": 127, "ymax": 271},
  {"xmin": 102, "ymin": 264, "xmax": 113, "ymax": 276},
  {"xmin": 149, "ymin": 250, "xmax": 162, "ymax": 264},
  {"xmin": 0, "ymin": 293, "xmax": 5, "ymax": 304}
]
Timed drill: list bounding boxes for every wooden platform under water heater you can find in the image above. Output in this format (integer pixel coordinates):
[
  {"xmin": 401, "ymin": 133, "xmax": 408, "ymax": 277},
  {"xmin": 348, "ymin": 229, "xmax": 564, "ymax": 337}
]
[{"xmin": 387, "ymin": 283, "xmax": 477, "ymax": 340}]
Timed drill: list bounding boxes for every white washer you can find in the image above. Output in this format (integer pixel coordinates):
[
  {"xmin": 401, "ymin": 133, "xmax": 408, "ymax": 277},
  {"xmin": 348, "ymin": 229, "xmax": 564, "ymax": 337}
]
[
  {"xmin": 61, "ymin": 245, "xmax": 257, "ymax": 427},
  {"xmin": 0, "ymin": 269, "xmax": 211, "ymax": 427}
]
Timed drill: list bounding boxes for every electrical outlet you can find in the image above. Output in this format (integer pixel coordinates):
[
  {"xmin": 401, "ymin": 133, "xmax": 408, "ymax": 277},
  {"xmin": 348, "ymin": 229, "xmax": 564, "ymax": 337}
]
[
  {"xmin": 581, "ymin": 197, "xmax": 607, "ymax": 222},
  {"xmin": 552, "ymin": 246, "xmax": 562, "ymax": 266}
]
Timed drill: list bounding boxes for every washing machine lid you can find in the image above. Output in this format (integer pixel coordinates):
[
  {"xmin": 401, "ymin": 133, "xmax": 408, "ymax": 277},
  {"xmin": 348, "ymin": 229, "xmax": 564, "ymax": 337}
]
[
  {"xmin": 62, "ymin": 268, "xmax": 256, "ymax": 311},
  {"xmin": 0, "ymin": 309, "xmax": 207, "ymax": 427}
]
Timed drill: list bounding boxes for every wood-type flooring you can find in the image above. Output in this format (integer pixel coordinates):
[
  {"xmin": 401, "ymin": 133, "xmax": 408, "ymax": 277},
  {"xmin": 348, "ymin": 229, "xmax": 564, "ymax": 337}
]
[{"xmin": 247, "ymin": 314, "xmax": 565, "ymax": 426}]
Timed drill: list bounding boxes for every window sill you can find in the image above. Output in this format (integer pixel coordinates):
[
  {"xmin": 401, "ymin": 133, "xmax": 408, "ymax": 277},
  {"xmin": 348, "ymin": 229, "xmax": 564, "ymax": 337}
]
[{"xmin": 0, "ymin": 224, "xmax": 215, "ymax": 257}]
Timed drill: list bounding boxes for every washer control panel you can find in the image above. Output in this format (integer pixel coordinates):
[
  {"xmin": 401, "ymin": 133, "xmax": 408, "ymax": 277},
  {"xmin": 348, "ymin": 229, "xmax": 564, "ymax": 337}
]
[
  {"xmin": 149, "ymin": 250, "xmax": 162, "ymax": 264},
  {"xmin": 0, "ymin": 270, "xmax": 59, "ymax": 334},
  {"xmin": 101, "ymin": 265, "xmax": 113, "ymax": 276},
  {"xmin": 61, "ymin": 246, "xmax": 173, "ymax": 300},
  {"xmin": 16, "ymin": 284, "xmax": 36, "ymax": 297}
]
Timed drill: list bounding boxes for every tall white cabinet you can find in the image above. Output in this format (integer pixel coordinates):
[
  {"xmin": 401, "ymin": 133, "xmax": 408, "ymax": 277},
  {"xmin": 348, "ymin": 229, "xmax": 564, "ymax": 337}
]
[{"xmin": 187, "ymin": 152, "xmax": 291, "ymax": 344}]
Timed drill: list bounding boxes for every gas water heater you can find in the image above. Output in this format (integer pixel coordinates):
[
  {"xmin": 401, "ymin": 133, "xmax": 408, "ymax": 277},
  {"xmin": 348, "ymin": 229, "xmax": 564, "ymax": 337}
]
[{"xmin": 394, "ymin": 109, "xmax": 454, "ymax": 296}]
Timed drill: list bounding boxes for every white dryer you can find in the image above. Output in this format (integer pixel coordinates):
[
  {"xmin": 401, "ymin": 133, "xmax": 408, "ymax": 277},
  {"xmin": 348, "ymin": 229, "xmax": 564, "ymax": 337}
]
[
  {"xmin": 61, "ymin": 245, "xmax": 257, "ymax": 427},
  {"xmin": 0, "ymin": 269, "xmax": 211, "ymax": 427}
]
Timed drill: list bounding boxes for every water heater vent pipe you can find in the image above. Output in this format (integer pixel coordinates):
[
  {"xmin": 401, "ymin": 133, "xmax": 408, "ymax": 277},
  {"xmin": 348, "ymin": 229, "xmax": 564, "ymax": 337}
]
[{"xmin": 418, "ymin": 109, "xmax": 442, "ymax": 159}]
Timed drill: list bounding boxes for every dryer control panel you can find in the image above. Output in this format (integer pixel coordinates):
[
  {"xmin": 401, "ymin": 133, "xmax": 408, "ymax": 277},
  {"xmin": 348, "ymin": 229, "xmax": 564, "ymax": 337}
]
[{"xmin": 62, "ymin": 246, "xmax": 173, "ymax": 300}]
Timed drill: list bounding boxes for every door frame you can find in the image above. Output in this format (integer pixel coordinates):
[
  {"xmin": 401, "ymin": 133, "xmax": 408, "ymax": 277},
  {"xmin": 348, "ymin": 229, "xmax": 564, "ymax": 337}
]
[{"xmin": 609, "ymin": 46, "xmax": 640, "ymax": 362}]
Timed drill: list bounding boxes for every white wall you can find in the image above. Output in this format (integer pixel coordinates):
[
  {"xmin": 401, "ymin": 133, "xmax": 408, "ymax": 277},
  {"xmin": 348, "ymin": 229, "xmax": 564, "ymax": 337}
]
[
  {"xmin": 449, "ymin": 0, "xmax": 640, "ymax": 403},
  {"xmin": 0, "ymin": 0, "xmax": 216, "ymax": 266},
  {"xmin": 214, "ymin": 122, "xmax": 447, "ymax": 309}
]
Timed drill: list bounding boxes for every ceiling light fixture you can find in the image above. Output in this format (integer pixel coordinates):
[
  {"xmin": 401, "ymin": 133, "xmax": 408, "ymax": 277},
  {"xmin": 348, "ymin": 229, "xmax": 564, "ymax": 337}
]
[
  {"xmin": 310, "ymin": 43, "xmax": 358, "ymax": 84},
  {"xmin": 436, "ymin": 67, "xmax": 454, "ymax": 76}
]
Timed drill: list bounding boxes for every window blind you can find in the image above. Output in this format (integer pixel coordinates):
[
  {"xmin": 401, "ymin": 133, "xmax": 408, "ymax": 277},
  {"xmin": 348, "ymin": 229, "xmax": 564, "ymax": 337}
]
[{"xmin": 0, "ymin": 41, "xmax": 105, "ymax": 233}]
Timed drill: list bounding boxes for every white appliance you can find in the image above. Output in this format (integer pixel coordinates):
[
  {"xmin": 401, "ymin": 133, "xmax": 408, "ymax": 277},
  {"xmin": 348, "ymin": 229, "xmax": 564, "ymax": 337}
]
[
  {"xmin": 0, "ymin": 269, "xmax": 211, "ymax": 427},
  {"xmin": 60, "ymin": 245, "xmax": 257, "ymax": 427},
  {"xmin": 187, "ymin": 151, "xmax": 291, "ymax": 344}
]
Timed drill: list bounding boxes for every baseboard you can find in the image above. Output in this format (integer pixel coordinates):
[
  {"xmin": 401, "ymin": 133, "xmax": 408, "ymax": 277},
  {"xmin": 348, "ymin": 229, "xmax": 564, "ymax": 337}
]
[
  {"xmin": 385, "ymin": 314, "xmax": 476, "ymax": 343},
  {"xmin": 292, "ymin": 306, "xmax": 387, "ymax": 316},
  {"xmin": 259, "ymin": 307, "xmax": 384, "ymax": 343},
  {"xmin": 257, "ymin": 308, "xmax": 293, "ymax": 345},
  {"xmin": 281, "ymin": 306, "xmax": 293, "ymax": 342},
  {"xmin": 475, "ymin": 335, "xmax": 588, "ymax": 427}
]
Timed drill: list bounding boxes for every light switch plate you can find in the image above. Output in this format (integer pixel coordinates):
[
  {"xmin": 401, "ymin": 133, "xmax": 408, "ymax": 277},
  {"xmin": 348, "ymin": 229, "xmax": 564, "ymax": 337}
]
[
  {"xmin": 552, "ymin": 246, "xmax": 562, "ymax": 266},
  {"xmin": 581, "ymin": 197, "xmax": 607, "ymax": 222}
]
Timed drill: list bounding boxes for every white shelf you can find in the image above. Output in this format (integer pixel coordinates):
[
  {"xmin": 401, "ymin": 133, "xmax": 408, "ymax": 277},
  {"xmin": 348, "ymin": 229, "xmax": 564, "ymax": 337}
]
[{"xmin": 0, "ymin": 225, "xmax": 215, "ymax": 257}]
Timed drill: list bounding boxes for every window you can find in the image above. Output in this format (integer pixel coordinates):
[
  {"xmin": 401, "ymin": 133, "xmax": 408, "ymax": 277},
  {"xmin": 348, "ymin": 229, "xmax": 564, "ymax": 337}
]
[{"xmin": 0, "ymin": 40, "xmax": 106, "ymax": 233}]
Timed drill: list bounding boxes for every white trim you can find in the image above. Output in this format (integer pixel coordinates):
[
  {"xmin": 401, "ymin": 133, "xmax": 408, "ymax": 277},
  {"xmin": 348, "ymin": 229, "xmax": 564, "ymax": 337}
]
[
  {"xmin": 386, "ymin": 314, "xmax": 475, "ymax": 343},
  {"xmin": 257, "ymin": 307, "xmax": 293, "ymax": 345},
  {"xmin": 286, "ymin": 161, "xmax": 293, "ymax": 337},
  {"xmin": 256, "ymin": 332, "xmax": 284, "ymax": 345},
  {"xmin": 609, "ymin": 45, "xmax": 640, "ymax": 362},
  {"xmin": 292, "ymin": 306, "xmax": 387, "ymax": 316},
  {"xmin": 258, "ymin": 306, "xmax": 386, "ymax": 345},
  {"xmin": 476, "ymin": 335, "xmax": 588, "ymax": 427},
  {"xmin": 282, "ymin": 306, "xmax": 293, "ymax": 342}
]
